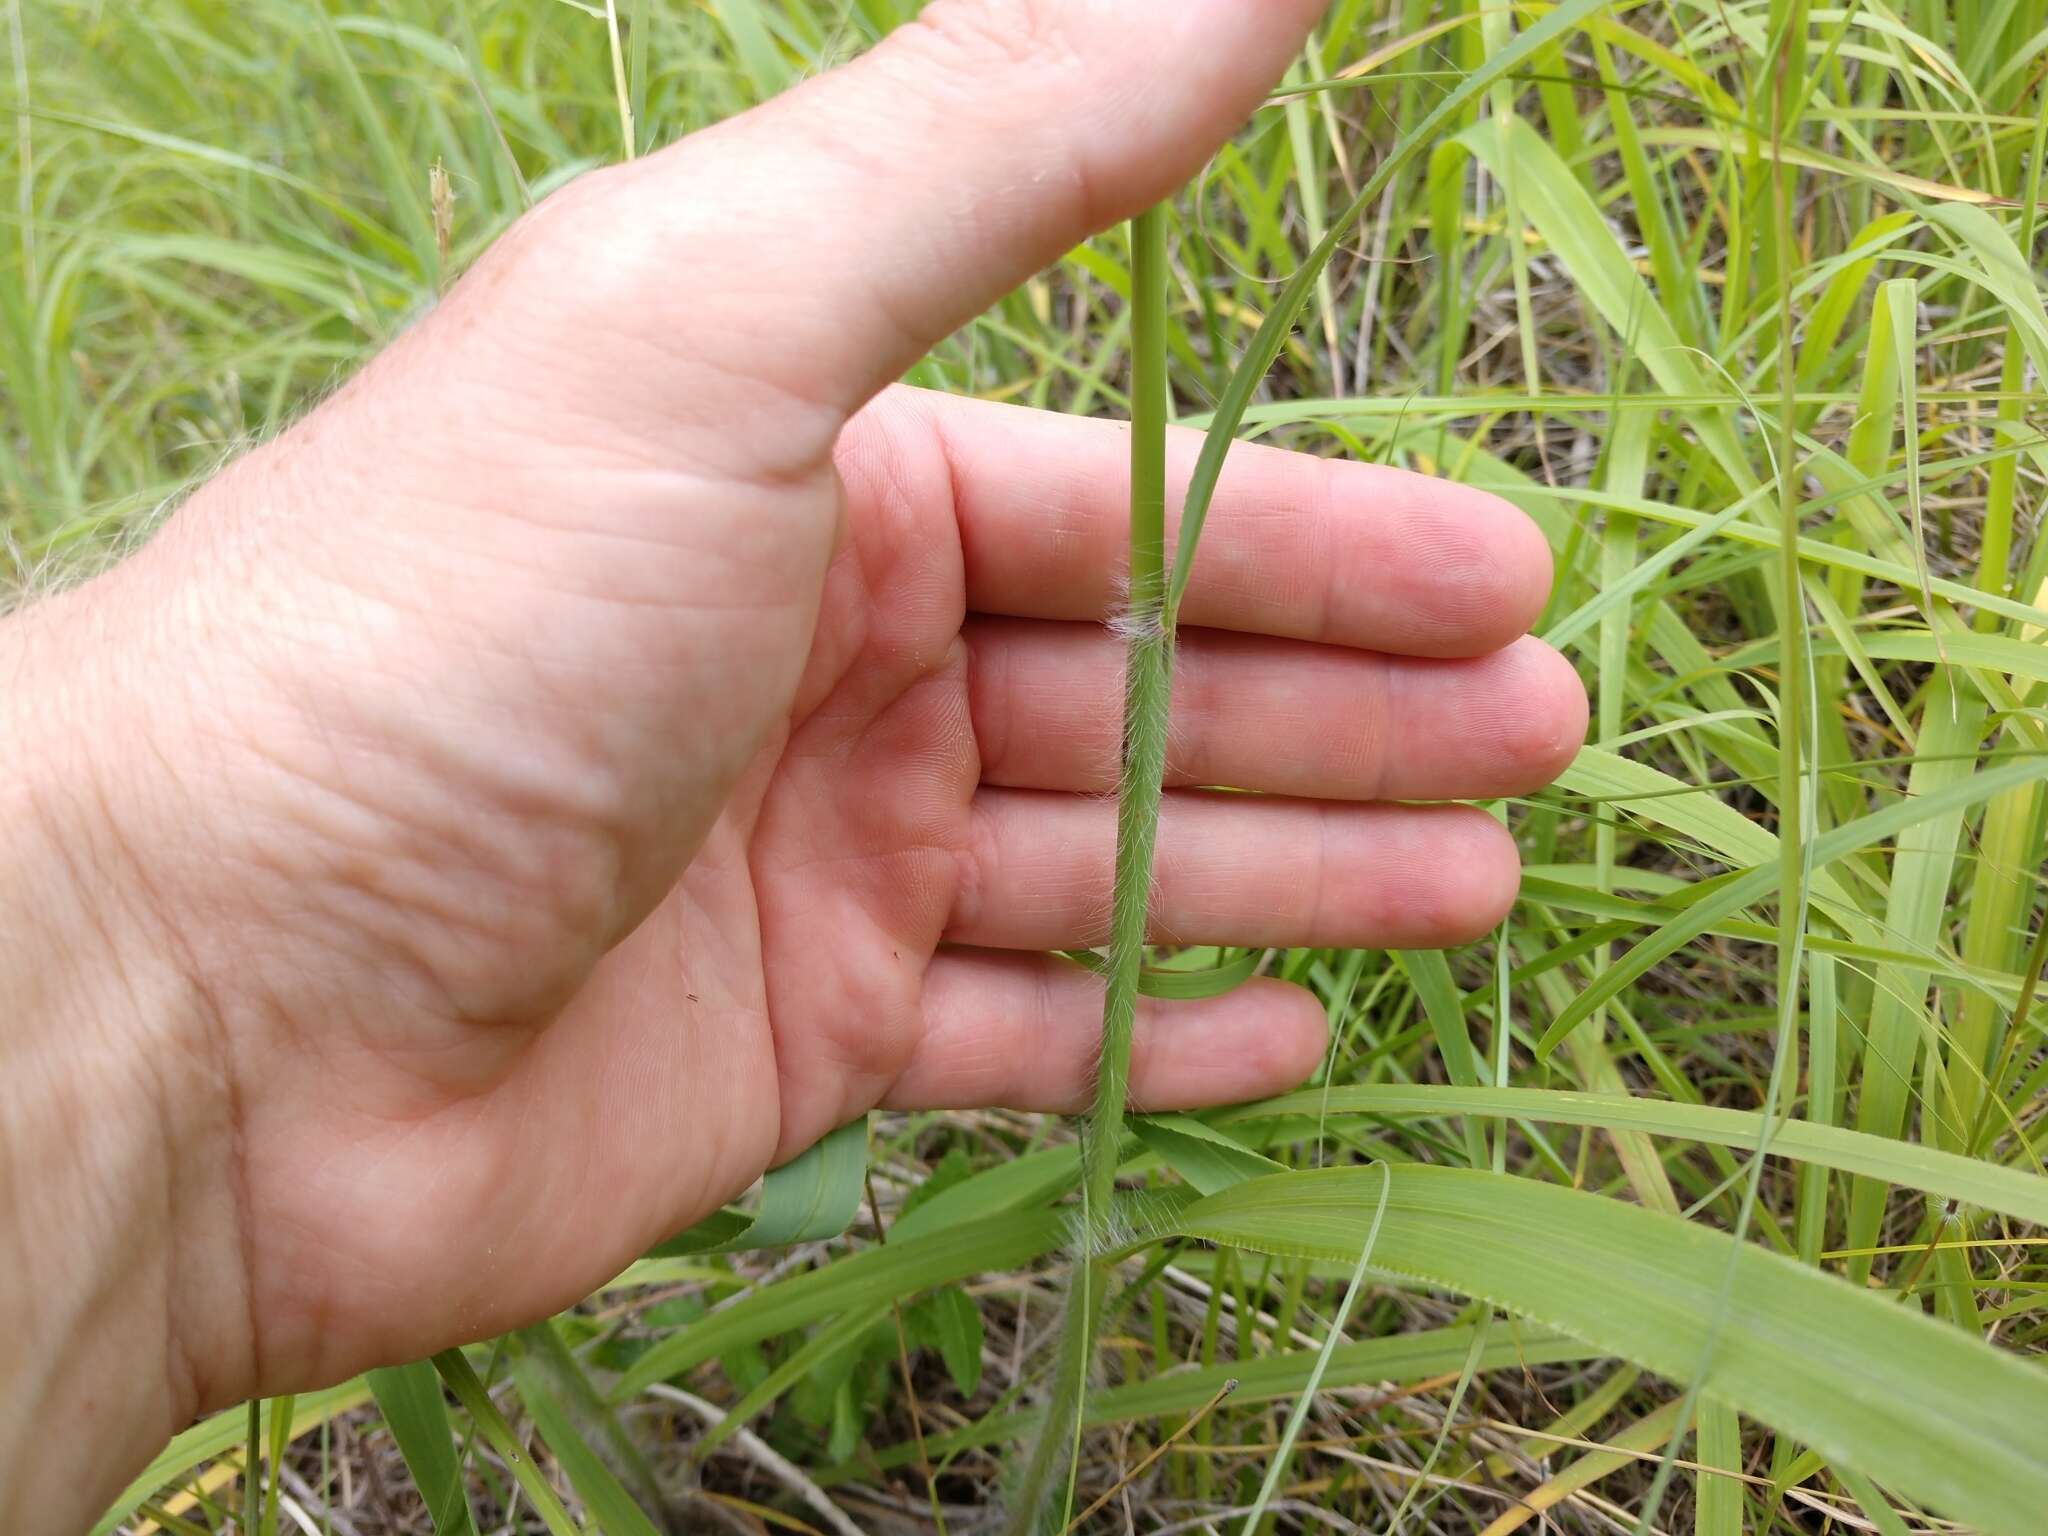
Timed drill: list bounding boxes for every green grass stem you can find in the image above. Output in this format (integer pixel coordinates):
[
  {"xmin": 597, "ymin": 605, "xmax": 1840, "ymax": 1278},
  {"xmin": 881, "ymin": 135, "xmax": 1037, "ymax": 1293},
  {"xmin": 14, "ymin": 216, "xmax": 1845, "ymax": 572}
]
[
  {"xmin": 1008, "ymin": 203, "xmax": 1173, "ymax": 1534},
  {"xmin": 431, "ymin": 1350, "xmax": 581, "ymax": 1536}
]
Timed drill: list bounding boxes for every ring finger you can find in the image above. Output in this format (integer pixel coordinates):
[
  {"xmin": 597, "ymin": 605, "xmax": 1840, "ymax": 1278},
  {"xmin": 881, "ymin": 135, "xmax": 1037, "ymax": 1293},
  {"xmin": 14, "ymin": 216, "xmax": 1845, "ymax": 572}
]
[
  {"xmin": 967, "ymin": 621, "xmax": 1585, "ymax": 801},
  {"xmin": 950, "ymin": 789, "xmax": 1521, "ymax": 952}
]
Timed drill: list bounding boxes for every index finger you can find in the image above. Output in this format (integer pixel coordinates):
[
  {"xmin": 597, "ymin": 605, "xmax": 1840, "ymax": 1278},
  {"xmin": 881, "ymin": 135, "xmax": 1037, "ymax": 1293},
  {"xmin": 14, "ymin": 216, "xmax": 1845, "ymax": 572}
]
[{"xmin": 893, "ymin": 388, "xmax": 1553, "ymax": 659}]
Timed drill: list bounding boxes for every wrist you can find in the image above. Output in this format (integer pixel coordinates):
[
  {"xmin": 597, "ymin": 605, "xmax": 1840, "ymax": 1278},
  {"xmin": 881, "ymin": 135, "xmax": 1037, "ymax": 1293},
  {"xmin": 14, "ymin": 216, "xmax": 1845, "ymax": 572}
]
[{"xmin": 0, "ymin": 584, "xmax": 254, "ymax": 1534}]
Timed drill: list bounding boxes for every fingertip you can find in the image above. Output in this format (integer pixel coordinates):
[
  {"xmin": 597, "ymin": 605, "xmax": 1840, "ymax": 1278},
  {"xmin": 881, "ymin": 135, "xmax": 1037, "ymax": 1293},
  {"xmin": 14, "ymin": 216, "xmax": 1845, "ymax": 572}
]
[
  {"xmin": 1359, "ymin": 803, "xmax": 1522, "ymax": 947},
  {"xmin": 1329, "ymin": 468, "xmax": 1556, "ymax": 656},
  {"xmin": 1215, "ymin": 978, "xmax": 1332, "ymax": 1097},
  {"xmin": 731, "ymin": 0, "xmax": 1326, "ymax": 403},
  {"xmin": 1248, "ymin": 979, "xmax": 1335, "ymax": 1093},
  {"xmin": 1497, "ymin": 635, "xmax": 1590, "ymax": 789},
  {"xmin": 1507, "ymin": 499, "xmax": 1557, "ymax": 637},
  {"xmin": 1419, "ymin": 487, "xmax": 1554, "ymax": 656},
  {"xmin": 1446, "ymin": 809, "xmax": 1526, "ymax": 942},
  {"xmin": 1129, "ymin": 977, "xmax": 1329, "ymax": 1110},
  {"xmin": 1497, "ymin": 480, "xmax": 1556, "ymax": 591}
]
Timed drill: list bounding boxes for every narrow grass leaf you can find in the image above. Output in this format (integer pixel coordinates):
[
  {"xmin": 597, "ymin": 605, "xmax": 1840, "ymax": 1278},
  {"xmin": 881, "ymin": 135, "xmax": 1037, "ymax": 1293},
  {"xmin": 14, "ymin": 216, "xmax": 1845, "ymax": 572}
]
[
  {"xmin": 507, "ymin": 1344, "xmax": 664, "ymax": 1536},
  {"xmin": 1537, "ymin": 754, "xmax": 2048, "ymax": 1055},
  {"xmin": 1165, "ymin": 0, "xmax": 1613, "ymax": 619},
  {"xmin": 431, "ymin": 1350, "xmax": 580, "ymax": 1536},
  {"xmin": 1174, "ymin": 1164, "xmax": 2048, "ymax": 1535},
  {"xmin": 1130, "ymin": 1114, "xmax": 1286, "ymax": 1195},
  {"xmin": 367, "ymin": 1363, "xmax": 480, "ymax": 1536},
  {"xmin": 94, "ymin": 1382, "xmax": 372, "ymax": 1536},
  {"xmin": 653, "ymin": 1114, "xmax": 867, "ymax": 1256},
  {"xmin": 840, "ymin": 1322, "xmax": 1590, "ymax": 1477},
  {"xmin": 611, "ymin": 1206, "xmax": 1069, "ymax": 1399},
  {"xmin": 1237, "ymin": 1162, "xmax": 1390, "ymax": 1533},
  {"xmin": 1221, "ymin": 1084, "xmax": 2048, "ymax": 1226}
]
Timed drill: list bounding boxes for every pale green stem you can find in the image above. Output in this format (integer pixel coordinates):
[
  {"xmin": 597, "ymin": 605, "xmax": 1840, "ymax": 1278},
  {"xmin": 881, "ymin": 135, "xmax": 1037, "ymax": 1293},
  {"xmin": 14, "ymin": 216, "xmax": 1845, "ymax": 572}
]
[
  {"xmin": 1015, "ymin": 14, "xmax": 1603, "ymax": 1524},
  {"xmin": 1634, "ymin": 15, "xmax": 1814, "ymax": 1525},
  {"xmin": 1084, "ymin": 202, "xmax": 1172, "ymax": 1228},
  {"xmin": 1009, "ymin": 202, "xmax": 1172, "ymax": 1536},
  {"xmin": 433, "ymin": 1350, "xmax": 581, "ymax": 1536},
  {"xmin": 244, "ymin": 1399, "xmax": 262, "ymax": 1535},
  {"xmin": 602, "ymin": 0, "xmax": 635, "ymax": 160}
]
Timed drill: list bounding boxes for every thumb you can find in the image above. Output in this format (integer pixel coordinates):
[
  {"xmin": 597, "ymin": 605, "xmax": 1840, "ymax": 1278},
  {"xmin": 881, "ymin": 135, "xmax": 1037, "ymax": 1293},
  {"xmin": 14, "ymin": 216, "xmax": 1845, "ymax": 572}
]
[
  {"xmin": 560, "ymin": 0, "xmax": 1324, "ymax": 443},
  {"xmin": 91, "ymin": 1, "xmax": 1326, "ymax": 1032}
]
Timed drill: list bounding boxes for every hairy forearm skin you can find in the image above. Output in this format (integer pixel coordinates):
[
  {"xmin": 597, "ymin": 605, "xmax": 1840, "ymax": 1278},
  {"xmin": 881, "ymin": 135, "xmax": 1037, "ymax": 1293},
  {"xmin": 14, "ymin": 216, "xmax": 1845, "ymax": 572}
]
[{"xmin": 0, "ymin": 578, "xmax": 253, "ymax": 1535}]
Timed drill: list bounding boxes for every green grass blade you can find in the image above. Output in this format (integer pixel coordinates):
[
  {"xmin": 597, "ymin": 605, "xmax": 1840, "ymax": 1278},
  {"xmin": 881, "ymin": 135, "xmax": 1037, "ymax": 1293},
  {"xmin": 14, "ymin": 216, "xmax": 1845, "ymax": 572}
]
[
  {"xmin": 367, "ymin": 1363, "xmax": 482, "ymax": 1536},
  {"xmin": 508, "ymin": 1355, "xmax": 663, "ymax": 1536},
  {"xmin": 308, "ymin": 5, "xmax": 437, "ymax": 281},
  {"xmin": 1130, "ymin": 1114, "xmax": 1285, "ymax": 1195},
  {"xmin": 1393, "ymin": 948, "xmax": 1484, "ymax": 1087},
  {"xmin": 1537, "ymin": 754, "xmax": 2048, "ymax": 1055},
  {"xmin": 1458, "ymin": 114, "xmax": 1751, "ymax": 486},
  {"xmin": 1163, "ymin": 0, "xmax": 1613, "ymax": 623},
  {"xmin": 511, "ymin": 1321, "xmax": 669, "ymax": 1524},
  {"xmin": 431, "ymin": 1350, "xmax": 580, "ymax": 1536},
  {"xmin": 1236, "ymin": 1162, "xmax": 1389, "ymax": 1533},
  {"xmin": 1220, "ymin": 1084, "xmax": 2048, "ymax": 1227},
  {"xmin": 890, "ymin": 1144, "xmax": 1080, "ymax": 1244},
  {"xmin": 611, "ymin": 1206, "xmax": 1068, "ymax": 1400},
  {"xmin": 692, "ymin": 1303, "xmax": 891, "ymax": 1462},
  {"xmin": 841, "ymin": 1323, "xmax": 1591, "ymax": 1476},
  {"xmin": 653, "ymin": 1114, "xmax": 868, "ymax": 1255},
  {"xmin": 93, "ymin": 1383, "xmax": 372, "ymax": 1536},
  {"xmin": 708, "ymin": 0, "xmax": 791, "ymax": 100},
  {"xmin": 1174, "ymin": 1164, "xmax": 2048, "ymax": 1535},
  {"xmin": 1843, "ymin": 678, "xmax": 1986, "ymax": 1278}
]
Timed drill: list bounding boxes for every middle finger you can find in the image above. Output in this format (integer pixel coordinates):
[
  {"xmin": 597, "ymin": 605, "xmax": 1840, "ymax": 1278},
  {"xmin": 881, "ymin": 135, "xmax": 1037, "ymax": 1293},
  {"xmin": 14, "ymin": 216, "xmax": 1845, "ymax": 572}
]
[
  {"xmin": 949, "ymin": 790, "xmax": 1522, "ymax": 951},
  {"xmin": 966, "ymin": 619, "xmax": 1585, "ymax": 801}
]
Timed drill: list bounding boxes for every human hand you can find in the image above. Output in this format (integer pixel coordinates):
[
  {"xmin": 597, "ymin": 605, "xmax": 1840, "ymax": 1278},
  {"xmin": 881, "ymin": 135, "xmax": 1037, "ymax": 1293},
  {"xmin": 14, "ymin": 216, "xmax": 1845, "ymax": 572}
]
[{"xmin": 0, "ymin": 3, "xmax": 1585, "ymax": 1526}]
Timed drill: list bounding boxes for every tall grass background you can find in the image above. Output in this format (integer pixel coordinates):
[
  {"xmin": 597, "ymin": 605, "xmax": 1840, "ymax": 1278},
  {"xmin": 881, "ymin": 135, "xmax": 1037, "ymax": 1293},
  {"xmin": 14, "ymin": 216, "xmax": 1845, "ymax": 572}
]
[{"xmin": 6, "ymin": 0, "xmax": 2048, "ymax": 1532}]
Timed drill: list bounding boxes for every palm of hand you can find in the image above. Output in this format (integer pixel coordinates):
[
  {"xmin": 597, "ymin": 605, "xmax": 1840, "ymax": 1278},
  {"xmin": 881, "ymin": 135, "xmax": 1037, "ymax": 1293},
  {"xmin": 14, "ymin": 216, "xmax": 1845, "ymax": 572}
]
[
  {"xmin": 79, "ymin": 26, "xmax": 1580, "ymax": 1398},
  {"xmin": 197, "ymin": 389, "xmax": 982, "ymax": 1389},
  {"xmin": 188, "ymin": 383, "xmax": 1575, "ymax": 1397}
]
